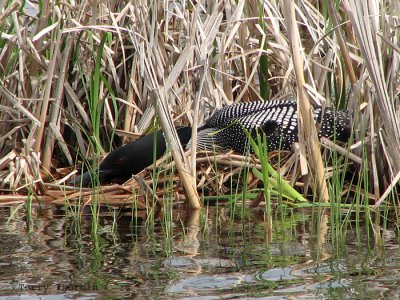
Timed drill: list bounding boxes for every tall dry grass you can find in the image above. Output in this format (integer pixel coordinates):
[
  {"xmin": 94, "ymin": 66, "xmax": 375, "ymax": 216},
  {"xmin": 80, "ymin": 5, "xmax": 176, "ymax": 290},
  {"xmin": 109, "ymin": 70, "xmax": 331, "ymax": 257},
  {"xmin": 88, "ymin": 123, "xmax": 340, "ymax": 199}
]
[{"xmin": 0, "ymin": 0, "xmax": 399, "ymax": 205}]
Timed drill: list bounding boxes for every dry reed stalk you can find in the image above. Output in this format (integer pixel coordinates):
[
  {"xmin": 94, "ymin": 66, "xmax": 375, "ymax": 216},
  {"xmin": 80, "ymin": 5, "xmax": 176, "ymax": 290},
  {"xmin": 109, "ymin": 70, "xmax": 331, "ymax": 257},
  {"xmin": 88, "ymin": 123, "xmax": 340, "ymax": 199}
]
[
  {"xmin": 283, "ymin": 0, "xmax": 329, "ymax": 202},
  {"xmin": 33, "ymin": 18, "xmax": 62, "ymax": 156},
  {"xmin": 155, "ymin": 87, "xmax": 200, "ymax": 209},
  {"xmin": 129, "ymin": 0, "xmax": 201, "ymax": 209},
  {"xmin": 343, "ymin": 0, "xmax": 400, "ymax": 200},
  {"xmin": 327, "ymin": 1, "xmax": 357, "ymax": 85},
  {"xmin": 42, "ymin": 38, "xmax": 74, "ymax": 170},
  {"xmin": 320, "ymin": 137, "xmax": 362, "ymax": 165}
]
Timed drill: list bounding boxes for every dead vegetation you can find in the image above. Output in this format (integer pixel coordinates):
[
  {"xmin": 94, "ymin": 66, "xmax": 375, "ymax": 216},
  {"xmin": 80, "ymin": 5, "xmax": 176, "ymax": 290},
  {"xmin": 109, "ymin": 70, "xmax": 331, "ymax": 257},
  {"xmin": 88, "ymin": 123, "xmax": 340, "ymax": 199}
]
[{"xmin": 0, "ymin": 0, "xmax": 399, "ymax": 208}]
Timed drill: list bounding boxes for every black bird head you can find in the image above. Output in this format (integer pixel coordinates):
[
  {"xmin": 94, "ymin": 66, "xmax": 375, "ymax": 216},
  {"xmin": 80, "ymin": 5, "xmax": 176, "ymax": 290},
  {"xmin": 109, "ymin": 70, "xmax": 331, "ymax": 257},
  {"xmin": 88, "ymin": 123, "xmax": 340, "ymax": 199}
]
[{"xmin": 69, "ymin": 126, "xmax": 192, "ymax": 186}]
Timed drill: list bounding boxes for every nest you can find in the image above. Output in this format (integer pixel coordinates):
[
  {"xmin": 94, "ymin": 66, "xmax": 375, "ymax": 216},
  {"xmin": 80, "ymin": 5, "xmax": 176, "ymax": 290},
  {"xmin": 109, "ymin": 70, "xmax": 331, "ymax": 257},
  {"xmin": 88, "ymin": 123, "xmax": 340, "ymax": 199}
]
[
  {"xmin": 0, "ymin": 150, "xmax": 300, "ymax": 208},
  {"xmin": 0, "ymin": 137, "xmax": 366, "ymax": 209}
]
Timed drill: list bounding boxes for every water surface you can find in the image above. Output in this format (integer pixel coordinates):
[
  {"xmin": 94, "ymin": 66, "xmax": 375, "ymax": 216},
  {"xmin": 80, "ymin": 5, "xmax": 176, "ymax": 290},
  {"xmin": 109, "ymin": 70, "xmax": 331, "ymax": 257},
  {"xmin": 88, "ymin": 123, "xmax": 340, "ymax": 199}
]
[{"xmin": 0, "ymin": 204, "xmax": 399, "ymax": 299}]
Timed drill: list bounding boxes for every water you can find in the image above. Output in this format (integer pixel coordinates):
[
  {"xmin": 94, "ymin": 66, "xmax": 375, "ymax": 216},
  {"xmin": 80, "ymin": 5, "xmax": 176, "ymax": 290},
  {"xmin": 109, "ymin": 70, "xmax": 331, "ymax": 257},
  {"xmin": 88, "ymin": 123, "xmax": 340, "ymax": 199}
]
[{"xmin": 0, "ymin": 205, "xmax": 399, "ymax": 299}]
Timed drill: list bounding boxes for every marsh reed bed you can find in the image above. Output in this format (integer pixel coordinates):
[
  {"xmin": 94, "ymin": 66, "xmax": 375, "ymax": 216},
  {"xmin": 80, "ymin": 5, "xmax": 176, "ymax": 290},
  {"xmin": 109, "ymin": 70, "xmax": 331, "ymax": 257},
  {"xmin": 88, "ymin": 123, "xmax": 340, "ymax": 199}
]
[{"xmin": 0, "ymin": 1, "xmax": 399, "ymax": 221}]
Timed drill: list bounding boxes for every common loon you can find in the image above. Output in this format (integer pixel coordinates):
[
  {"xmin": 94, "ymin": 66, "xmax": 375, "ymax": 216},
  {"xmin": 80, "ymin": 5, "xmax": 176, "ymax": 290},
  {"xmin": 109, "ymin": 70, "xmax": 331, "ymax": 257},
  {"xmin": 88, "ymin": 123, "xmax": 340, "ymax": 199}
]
[{"xmin": 69, "ymin": 100, "xmax": 350, "ymax": 186}]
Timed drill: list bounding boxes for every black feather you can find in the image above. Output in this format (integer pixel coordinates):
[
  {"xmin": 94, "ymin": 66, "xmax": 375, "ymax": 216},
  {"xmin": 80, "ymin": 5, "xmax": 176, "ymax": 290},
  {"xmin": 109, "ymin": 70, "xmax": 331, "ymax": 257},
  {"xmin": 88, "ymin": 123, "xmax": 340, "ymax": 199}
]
[
  {"xmin": 195, "ymin": 99, "xmax": 350, "ymax": 153},
  {"xmin": 69, "ymin": 127, "xmax": 192, "ymax": 186}
]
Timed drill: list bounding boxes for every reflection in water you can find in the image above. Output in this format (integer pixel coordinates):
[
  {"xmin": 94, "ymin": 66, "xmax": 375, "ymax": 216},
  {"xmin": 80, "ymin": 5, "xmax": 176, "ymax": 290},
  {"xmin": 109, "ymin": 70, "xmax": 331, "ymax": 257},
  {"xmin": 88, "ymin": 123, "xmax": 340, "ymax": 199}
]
[{"xmin": 0, "ymin": 205, "xmax": 398, "ymax": 299}]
